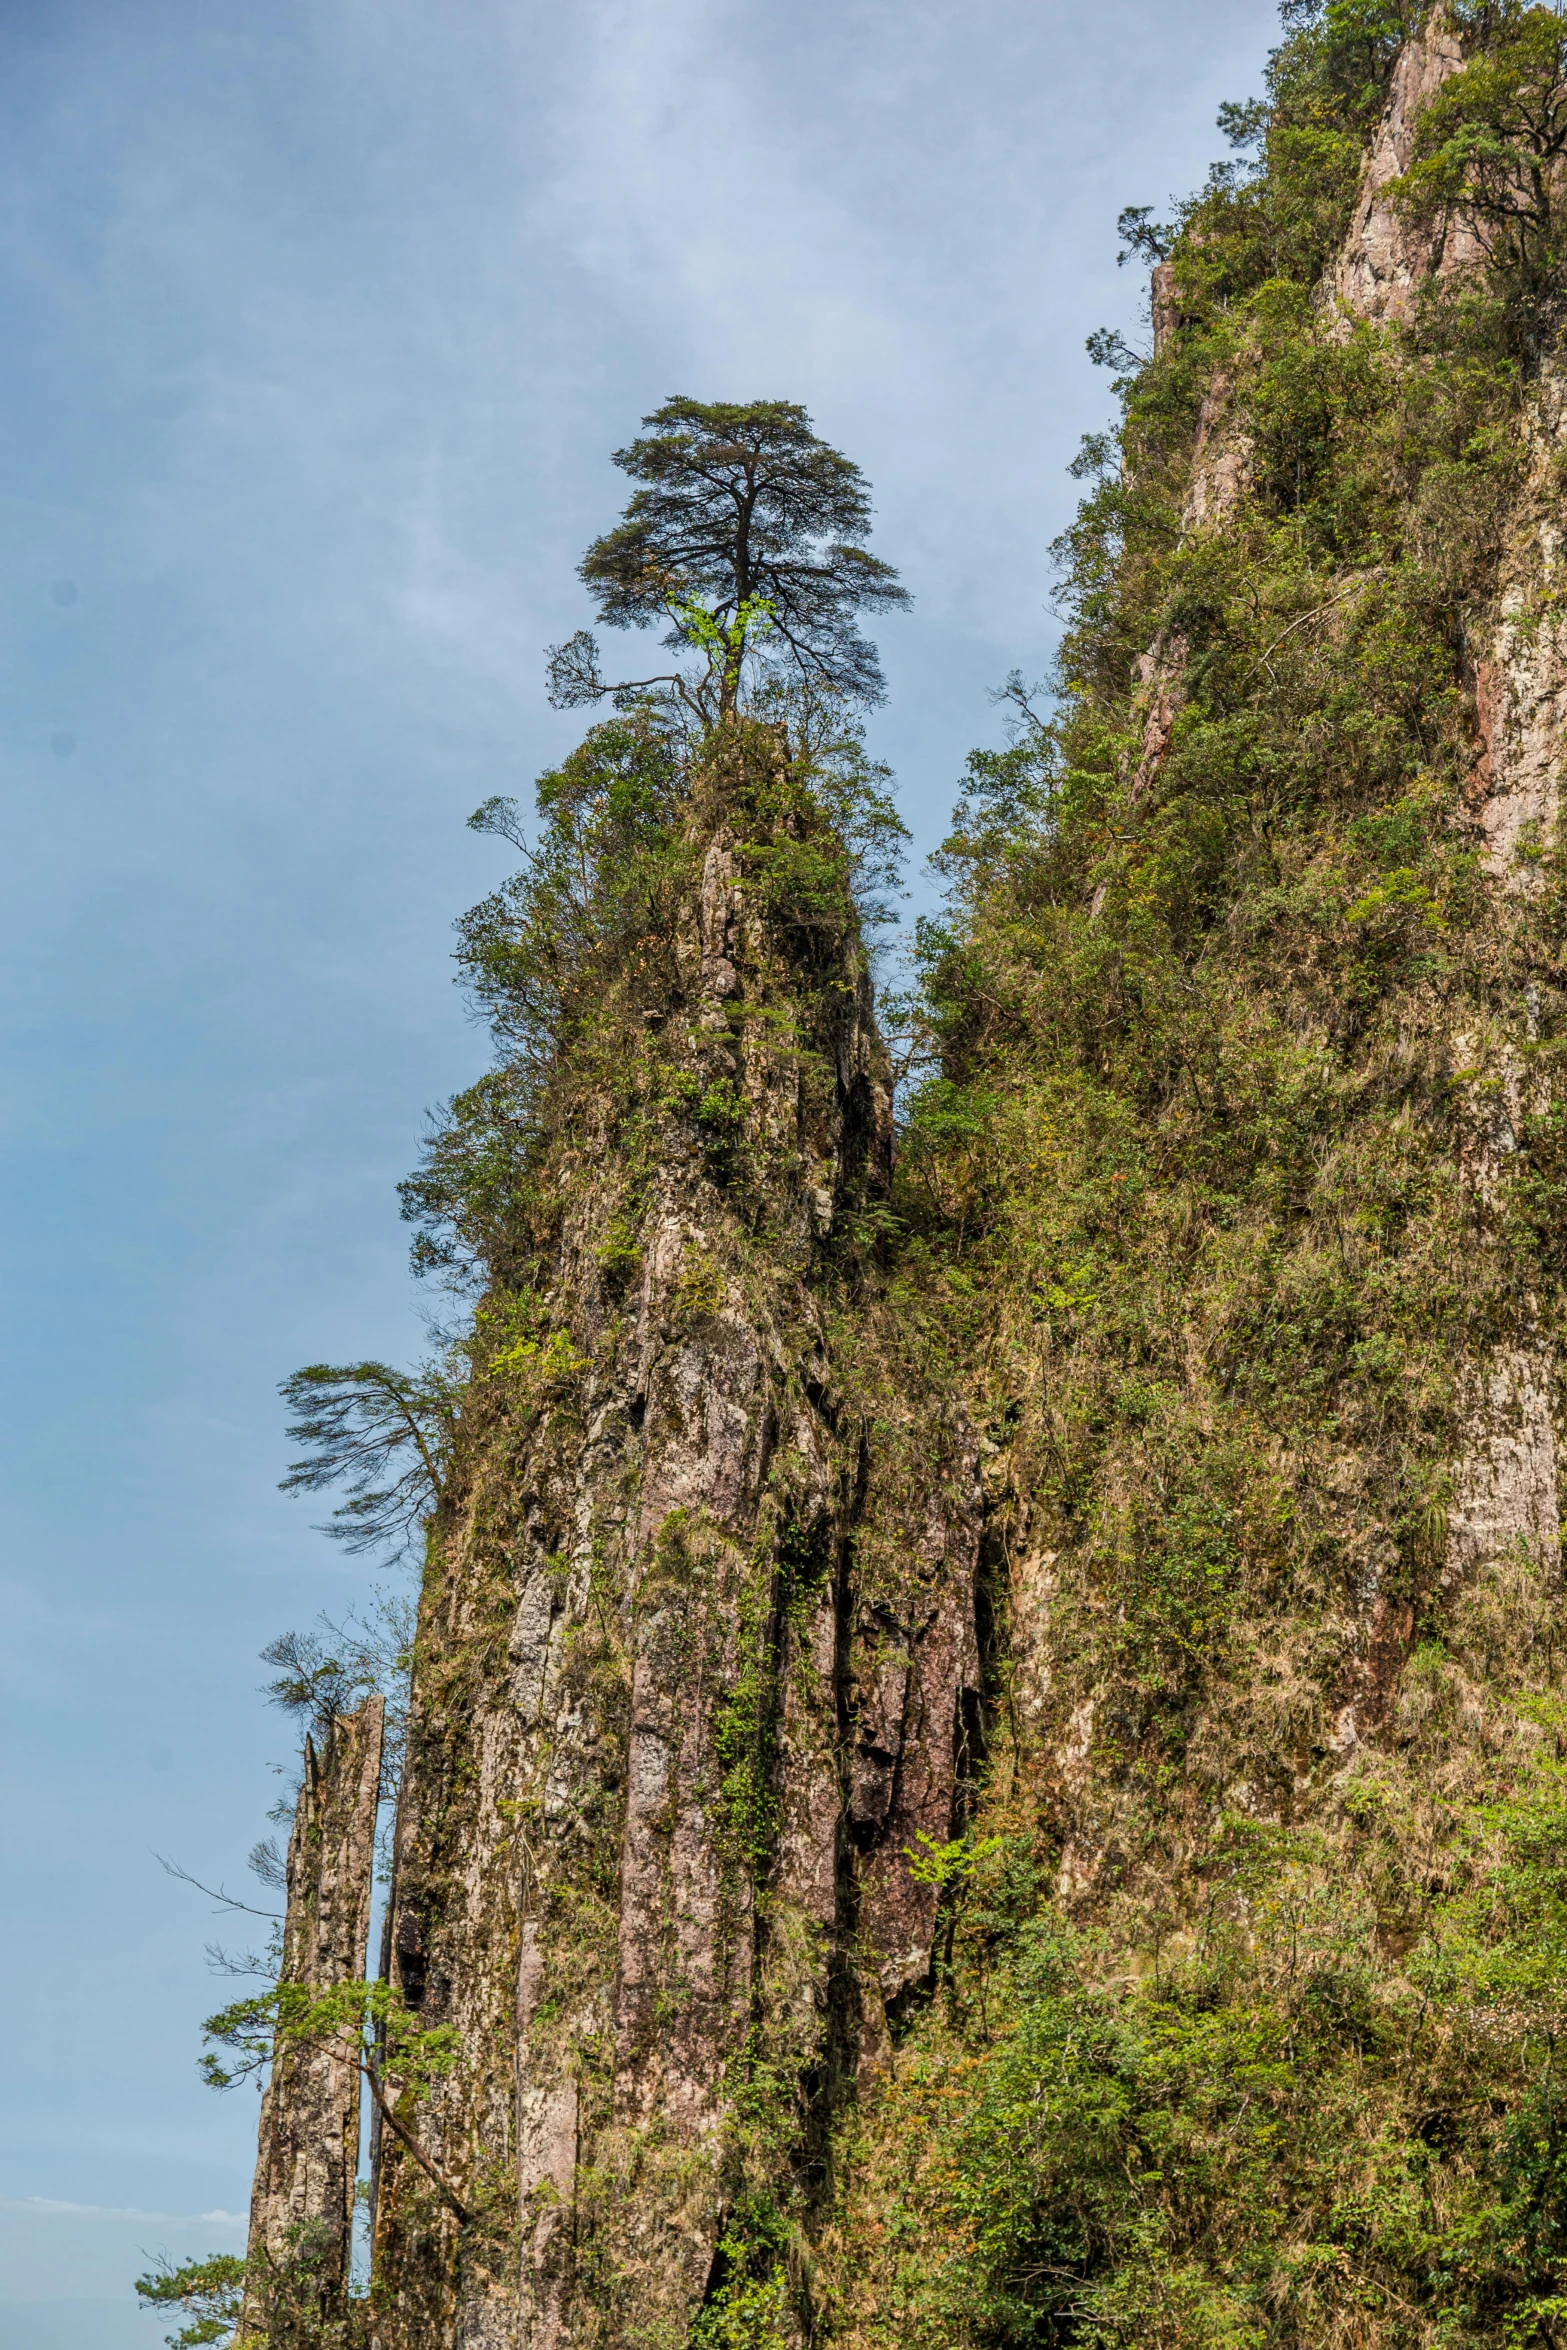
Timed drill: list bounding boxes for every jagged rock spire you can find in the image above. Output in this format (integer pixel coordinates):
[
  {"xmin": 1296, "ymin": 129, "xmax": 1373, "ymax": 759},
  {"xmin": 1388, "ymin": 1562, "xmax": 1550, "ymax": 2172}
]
[
  {"xmin": 244, "ymin": 1697, "xmax": 384, "ymax": 2348},
  {"xmin": 358, "ymin": 735, "xmax": 981, "ymax": 2350}
]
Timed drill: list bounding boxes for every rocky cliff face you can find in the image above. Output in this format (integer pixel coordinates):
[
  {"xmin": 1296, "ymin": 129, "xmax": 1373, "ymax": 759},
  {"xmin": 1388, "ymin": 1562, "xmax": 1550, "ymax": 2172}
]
[
  {"xmin": 1029, "ymin": 4, "xmax": 1567, "ymax": 1889},
  {"xmin": 245, "ymin": 1698, "xmax": 384, "ymax": 2347},
  {"xmin": 823, "ymin": 9, "xmax": 1567, "ymax": 2337},
  {"xmin": 1114, "ymin": 0, "xmax": 1567, "ymax": 1806},
  {"xmin": 1322, "ymin": 9, "xmax": 1480, "ymax": 324},
  {"xmin": 260, "ymin": 734, "xmax": 985, "ymax": 2350},
  {"xmin": 1440, "ymin": 359, "xmax": 1567, "ymax": 1671},
  {"xmin": 241, "ymin": 12, "xmax": 1567, "ymax": 2348},
  {"xmin": 1323, "ymin": 3, "xmax": 1566, "ymax": 1713}
]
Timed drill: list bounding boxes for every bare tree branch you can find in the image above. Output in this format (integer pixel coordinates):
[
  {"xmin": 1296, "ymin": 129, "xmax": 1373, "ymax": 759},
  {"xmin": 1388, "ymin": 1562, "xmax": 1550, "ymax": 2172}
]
[{"xmin": 155, "ymin": 1852, "xmax": 283, "ymax": 1921}]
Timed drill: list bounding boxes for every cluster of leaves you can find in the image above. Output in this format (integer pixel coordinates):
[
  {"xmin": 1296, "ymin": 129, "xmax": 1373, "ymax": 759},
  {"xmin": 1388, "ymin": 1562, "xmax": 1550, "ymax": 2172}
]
[
  {"xmin": 203, "ymin": 1976, "xmax": 470, "ymax": 2227},
  {"xmin": 278, "ymin": 1356, "xmax": 457, "ymax": 1557},
  {"xmin": 260, "ymin": 1589, "xmax": 416, "ymax": 1755},
  {"xmin": 691, "ymin": 2209, "xmax": 799, "ymax": 2350},
  {"xmin": 841, "ymin": 1728, "xmax": 1567, "ymax": 2349},
  {"xmin": 135, "ymin": 2229, "xmax": 358, "ymax": 2350},
  {"xmin": 136, "ymin": 2254, "xmax": 247, "ymax": 2350},
  {"xmin": 201, "ymin": 1975, "xmax": 456, "ymax": 2098}
]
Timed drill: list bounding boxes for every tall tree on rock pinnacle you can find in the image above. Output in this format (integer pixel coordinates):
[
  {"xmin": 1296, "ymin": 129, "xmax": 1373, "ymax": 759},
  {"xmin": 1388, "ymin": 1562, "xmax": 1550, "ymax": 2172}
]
[{"xmin": 547, "ymin": 396, "xmax": 909, "ymax": 727}]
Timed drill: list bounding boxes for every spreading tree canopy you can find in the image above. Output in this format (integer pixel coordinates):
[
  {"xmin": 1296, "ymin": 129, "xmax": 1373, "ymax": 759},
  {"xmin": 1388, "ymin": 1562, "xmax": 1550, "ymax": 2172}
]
[
  {"xmin": 547, "ymin": 396, "xmax": 908, "ymax": 724},
  {"xmin": 278, "ymin": 1359, "xmax": 455, "ymax": 1558}
]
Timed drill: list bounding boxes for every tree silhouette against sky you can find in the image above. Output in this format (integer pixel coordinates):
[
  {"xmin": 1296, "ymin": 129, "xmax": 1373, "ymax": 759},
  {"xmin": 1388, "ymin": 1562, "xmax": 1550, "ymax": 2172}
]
[{"xmin": 547, "ymin": 395, "xmax": 909, "ymax": 726}]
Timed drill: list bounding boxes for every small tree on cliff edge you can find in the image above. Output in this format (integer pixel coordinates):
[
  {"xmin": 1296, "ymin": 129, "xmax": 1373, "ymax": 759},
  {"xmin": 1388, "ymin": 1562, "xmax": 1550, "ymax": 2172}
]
[{"xmin": 547, "ymin": 396, "xmax": 909, "ymax": 726}]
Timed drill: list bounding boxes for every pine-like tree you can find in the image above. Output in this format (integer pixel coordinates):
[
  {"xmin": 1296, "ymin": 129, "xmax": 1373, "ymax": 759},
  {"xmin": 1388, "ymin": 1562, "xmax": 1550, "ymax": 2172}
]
[{"xmin": 548, "ymin": 395, "xmax": 908, "ymax": 724}]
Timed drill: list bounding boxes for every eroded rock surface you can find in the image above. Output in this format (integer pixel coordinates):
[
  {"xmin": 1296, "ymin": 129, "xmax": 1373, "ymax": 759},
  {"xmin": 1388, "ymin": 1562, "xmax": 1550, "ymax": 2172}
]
[
  {"xmin": 1323, "ymin": 10, "xmax": 1479, "ymax": 326},
  {"xmin": 1470, "ymin": 375, "xmax": 1567, "ymax": 878},
  {"xmin": 365, "ymin": 750, "xmax": 982, "ymax": 2350},
  {"xmin": 1443, "ymin": 378, "xmax": 1567, "ymax": 1601},
  {"xmin": 245, "ymin": 1698, "xmax": 384, "ymax": 2347}
]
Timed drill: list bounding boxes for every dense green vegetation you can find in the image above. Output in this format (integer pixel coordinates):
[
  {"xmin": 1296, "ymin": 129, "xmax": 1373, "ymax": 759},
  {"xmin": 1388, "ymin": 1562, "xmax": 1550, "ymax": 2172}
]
[
  {"xmin": 136, "ymin": 2255, "xmax": 248, "ymax": 2350},
  {"xmin": 825, "ymin": 2, "xmax": 1567, "ymax": 2344},
  {"xmin": 1399, "ymin": 4, "xmax": 1567, "ymax": 355},
  {"xmin": 838, "ymin": 1729, "xmax": 1567, "ymax": 2346},
  {"xmin": 152, "ymin": 6, "xmax": 1567, "ymax": 2344},
  {"xmin": 399, "ymin": 697, "xmax": 903, "ymax": 1291}
]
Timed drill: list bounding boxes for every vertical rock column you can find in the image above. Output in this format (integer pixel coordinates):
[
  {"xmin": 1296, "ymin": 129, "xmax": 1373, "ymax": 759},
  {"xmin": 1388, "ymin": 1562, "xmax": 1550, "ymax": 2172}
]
[
  {"xmin": 1441, "ymin": 374, "xmax": 1567, "ymax": 1596},
  {"xmin": 244, "ymin": 1696, "xmax": 385, "ymax": 2345},
  {"xmin": 367, "ymin": 751, "xmax": 983, "ymax": 2350}
]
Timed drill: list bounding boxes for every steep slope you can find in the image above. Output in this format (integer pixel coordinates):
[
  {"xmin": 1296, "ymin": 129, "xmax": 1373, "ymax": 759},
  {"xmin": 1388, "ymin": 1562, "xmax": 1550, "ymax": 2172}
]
[
  {"xmin": 369, "ymin": 731, "xmax": 981, "ymax": 2350},
  {"xmin": 230, "ymin": 9, "xmax": 1567, "ymax": 2349},
  {"xmin": 827, "ymin": 8, "xmax": 1567, "ymax": 2346},
  {"xmin": 244, "ymin": 723, "xmax": 983, "ymax": 2350}
]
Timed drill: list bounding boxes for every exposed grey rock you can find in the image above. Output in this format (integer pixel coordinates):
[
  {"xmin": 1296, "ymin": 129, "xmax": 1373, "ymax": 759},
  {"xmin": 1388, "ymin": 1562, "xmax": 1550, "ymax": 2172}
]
[
  {"xmin": 244, "ymin": 1698, "xmax": 384, "ymax": 2347},
  {"xmin": 361, "ymin": 751, "xmax": 982, "ymax": 2350}
]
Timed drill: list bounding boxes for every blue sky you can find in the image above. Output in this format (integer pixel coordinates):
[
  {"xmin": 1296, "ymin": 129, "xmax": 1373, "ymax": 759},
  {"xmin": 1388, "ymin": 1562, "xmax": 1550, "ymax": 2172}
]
[{"xmin": 0, "ymin": 0, "xmax": 1277, "ymax": 2335}]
